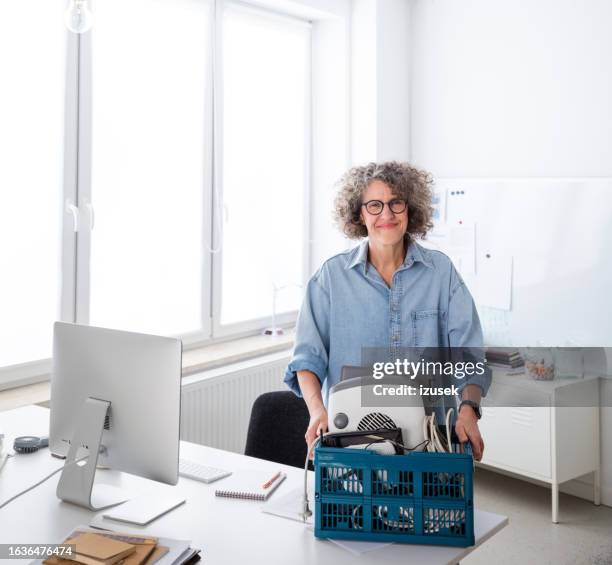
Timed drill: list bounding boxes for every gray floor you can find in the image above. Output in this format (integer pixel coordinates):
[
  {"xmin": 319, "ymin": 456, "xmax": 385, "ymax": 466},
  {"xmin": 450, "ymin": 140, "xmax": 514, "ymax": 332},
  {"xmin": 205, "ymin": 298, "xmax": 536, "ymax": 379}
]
[{"xmin": 463, "ymin": 469, "xmax": 612, "ymax": 565}]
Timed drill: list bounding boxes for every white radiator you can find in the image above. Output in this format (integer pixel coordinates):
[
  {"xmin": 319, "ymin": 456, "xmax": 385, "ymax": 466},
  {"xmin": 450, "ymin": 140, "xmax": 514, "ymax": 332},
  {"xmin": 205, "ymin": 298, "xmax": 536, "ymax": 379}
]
[{"xmin": 180, "ymin": 351, "xmax": 290, "ymax": 453}]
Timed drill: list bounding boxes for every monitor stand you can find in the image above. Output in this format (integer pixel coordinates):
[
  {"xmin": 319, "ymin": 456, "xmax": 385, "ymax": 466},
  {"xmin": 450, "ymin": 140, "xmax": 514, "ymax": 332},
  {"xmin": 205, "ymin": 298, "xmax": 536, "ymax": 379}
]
[{"xmin": 56, "ymin": 397, "xmax": 129, "ymax": 511}]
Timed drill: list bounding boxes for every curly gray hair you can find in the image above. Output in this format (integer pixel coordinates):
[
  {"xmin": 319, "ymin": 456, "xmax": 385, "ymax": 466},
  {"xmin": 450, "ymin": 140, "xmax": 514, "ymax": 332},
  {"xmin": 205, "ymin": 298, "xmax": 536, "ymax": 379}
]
[{"xmin": 333, "ymin": 161, "xmax": 434, "ymax": 240}]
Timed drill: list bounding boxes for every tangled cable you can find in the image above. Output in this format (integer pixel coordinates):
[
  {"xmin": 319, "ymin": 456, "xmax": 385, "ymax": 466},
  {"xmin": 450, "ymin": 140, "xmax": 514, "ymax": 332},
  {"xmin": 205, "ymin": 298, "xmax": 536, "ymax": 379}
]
[{"xmin": 422, "ymin": 408, "xmax": 455, "ymax": 453}]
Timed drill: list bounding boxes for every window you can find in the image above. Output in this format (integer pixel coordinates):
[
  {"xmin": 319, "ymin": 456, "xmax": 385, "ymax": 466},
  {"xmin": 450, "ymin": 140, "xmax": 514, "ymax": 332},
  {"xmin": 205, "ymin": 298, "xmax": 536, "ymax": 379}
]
[
  {"xmin": 217, "ymin": 4, "xmax": 310, "ymax": 330},
  {"xmin": 0, "ymin": 0, "xmax": 318, "ymax": 387},
  {"xmin": 87, "ymin": 0, "xmax": 212, "ymax": 337},
  {"xmin": 0, "ymin": 1, "xmax": 66, "ymax": 372}
]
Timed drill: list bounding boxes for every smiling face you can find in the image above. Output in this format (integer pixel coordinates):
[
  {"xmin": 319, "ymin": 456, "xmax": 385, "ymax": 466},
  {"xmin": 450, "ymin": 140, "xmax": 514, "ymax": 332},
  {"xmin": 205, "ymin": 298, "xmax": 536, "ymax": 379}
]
[{"xmin": 359, "ymin": 179, "xmax": 409, "ymax": 247}]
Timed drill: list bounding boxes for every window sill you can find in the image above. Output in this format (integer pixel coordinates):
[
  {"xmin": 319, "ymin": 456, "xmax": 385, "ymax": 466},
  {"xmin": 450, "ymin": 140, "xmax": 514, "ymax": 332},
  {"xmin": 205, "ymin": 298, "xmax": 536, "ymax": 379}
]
[
  {"xmin": 182, "ymin": 329, "xmax": 295, "ymax": 375},
  {"xmin": 0, "ymin": 329, "xmax": 295, "ymax": 412}
]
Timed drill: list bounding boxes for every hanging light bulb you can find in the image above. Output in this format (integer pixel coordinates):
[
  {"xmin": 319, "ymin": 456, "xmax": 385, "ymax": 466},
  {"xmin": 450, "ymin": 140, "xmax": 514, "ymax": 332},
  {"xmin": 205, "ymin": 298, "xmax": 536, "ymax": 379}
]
[{"xmin": 65, "ymin": 0, "xmax": 93, "ymax": 34}]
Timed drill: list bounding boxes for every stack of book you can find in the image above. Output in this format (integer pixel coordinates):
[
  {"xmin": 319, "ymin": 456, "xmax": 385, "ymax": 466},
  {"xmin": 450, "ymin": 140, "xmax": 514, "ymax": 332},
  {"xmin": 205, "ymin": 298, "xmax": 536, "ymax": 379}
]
[
  {"xmin": 42, "ymin": 527, "xmax": 200, "ymax": 565},
  {"xmin": 485, "ymin": 348, "xmax": 524, "ymax": 372}
]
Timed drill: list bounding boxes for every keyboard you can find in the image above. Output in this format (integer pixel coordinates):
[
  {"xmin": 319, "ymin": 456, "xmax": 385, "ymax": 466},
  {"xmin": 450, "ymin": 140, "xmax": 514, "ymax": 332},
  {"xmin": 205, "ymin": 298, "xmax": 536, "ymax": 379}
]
[{"xmin": 179, "ymin": 459, "xmax": 232, "ymax": 484}]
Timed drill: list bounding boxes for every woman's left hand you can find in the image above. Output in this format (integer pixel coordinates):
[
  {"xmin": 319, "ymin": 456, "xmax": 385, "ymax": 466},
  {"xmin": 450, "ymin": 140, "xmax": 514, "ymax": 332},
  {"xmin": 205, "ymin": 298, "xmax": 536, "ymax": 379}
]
[{"xmin": 455, "ymin": 406, "xmax": 484, "ymax": 461}]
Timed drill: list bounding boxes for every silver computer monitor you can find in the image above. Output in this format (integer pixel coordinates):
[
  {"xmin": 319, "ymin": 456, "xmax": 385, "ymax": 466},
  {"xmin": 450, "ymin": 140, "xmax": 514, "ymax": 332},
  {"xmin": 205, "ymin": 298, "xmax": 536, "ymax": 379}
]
[{"xmin": 50, "ymin": 322, "xmax": 182, "ymax": 509}]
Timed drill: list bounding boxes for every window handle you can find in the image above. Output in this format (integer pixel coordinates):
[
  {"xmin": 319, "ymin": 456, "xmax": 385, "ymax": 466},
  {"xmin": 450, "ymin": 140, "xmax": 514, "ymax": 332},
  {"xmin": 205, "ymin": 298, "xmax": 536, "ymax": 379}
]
[
  {"xmin": 65, "ymin": 199, "xmax": 80, "ymax": 232},
  {"xmin": 85, "ymin": 201, "xmax": 95, "ymax": 230}
]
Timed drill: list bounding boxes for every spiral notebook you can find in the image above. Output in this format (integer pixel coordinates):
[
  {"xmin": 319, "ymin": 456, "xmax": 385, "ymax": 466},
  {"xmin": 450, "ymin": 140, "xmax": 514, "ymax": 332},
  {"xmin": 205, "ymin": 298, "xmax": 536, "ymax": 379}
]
[{"xmin": 215, "ymin": 471, "xmax": 286, "ymax": 501}]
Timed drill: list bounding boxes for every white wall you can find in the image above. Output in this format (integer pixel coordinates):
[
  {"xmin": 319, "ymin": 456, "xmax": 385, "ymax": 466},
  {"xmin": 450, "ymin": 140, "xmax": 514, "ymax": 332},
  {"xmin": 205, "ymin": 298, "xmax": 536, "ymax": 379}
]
[
  {"xmin": 308, "ymin": 0, "xmax": 414, "ymax": 270},
  {"xmin": 351, "ymin": 0, "xmax": 378, "ymax": 164},
  {"xmin": 408, "ymin": 0, "xmax": 612, "ymax": 506},
  {"xmin": 310, "ymin": 13, "xmax": 352, "ymax": 271},
  {"xmin": 244, "ymin": 0, "xmax": 349, "ymax": 19},
  {"xmin": 410, "ymin": 0, "xmax": 612, "ymax": 177},
  {"xmin": 351, "ymin": 0, "xmax": 412, "ymax": 164},
  {"xmin": 303, "ymin": 0, "xmax": 612, "ymax": 508},
  {"xmin": 375, "ymin": 0, "xmax": 411, "ymax": 161},
  {"xmin": 259, "ymin": 0, "xmax": 352, "ymax": 273}
]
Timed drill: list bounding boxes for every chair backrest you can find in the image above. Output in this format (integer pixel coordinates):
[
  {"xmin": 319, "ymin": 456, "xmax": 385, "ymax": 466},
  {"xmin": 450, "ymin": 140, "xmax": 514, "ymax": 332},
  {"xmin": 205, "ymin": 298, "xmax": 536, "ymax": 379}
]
[{"xmin": 244, "ymin": 391, "xmax": 310, "ymax": 468}]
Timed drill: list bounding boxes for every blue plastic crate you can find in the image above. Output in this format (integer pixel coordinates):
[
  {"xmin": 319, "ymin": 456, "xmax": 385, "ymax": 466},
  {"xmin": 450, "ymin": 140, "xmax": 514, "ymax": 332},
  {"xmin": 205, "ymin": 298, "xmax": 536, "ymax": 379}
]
[{"xmin": 314, "ymin": 445, "xmax": 474, "ymax": 547}]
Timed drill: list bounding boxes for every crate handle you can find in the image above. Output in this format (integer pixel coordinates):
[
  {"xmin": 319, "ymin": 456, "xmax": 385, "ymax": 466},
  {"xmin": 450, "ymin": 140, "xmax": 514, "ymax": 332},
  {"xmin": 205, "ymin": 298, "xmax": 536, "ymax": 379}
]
[{"xmin": 462, "ymin": 441, "xmax": 473, "ymax": 457}]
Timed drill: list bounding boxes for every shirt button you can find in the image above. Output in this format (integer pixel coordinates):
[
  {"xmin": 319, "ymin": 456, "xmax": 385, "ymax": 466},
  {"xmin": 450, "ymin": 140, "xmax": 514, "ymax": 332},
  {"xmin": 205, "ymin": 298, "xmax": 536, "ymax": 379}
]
[{"xmin": 391, "ymin": 303, "xmax": 399, "ymax": 311}]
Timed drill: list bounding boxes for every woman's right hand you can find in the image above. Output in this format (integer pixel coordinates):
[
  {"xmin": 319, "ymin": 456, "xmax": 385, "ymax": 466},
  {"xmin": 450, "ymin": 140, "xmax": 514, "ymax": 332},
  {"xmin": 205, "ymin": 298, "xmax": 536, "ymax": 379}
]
[{"xmin": 305, "ymin": 406, "xmax": 328, "ymax": 458}]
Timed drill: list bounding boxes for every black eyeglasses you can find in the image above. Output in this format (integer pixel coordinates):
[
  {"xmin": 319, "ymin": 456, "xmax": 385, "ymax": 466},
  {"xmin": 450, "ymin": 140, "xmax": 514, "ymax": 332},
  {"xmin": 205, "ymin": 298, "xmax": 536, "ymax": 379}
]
[{"xmin": 361, "ymin": 198, "xmax": 407, "ymax": 215}]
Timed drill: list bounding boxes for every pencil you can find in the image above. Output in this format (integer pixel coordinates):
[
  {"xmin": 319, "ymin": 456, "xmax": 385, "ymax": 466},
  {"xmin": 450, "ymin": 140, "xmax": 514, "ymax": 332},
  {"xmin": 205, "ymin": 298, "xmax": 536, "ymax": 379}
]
[{"xmin": 262, "ymin": 471, "xmax": 281, "ymax": 489}]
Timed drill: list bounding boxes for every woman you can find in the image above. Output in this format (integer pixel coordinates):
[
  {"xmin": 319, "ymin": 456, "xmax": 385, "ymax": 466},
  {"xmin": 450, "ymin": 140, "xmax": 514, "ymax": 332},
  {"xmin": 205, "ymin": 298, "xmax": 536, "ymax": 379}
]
[{"xmin": 284, "ymin": 161, "xmax": 489, "ymax": 461}]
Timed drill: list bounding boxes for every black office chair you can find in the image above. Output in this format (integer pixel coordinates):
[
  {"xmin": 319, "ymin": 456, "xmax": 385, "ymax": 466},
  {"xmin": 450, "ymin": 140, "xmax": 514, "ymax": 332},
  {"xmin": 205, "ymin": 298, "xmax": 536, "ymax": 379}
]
[{"xmin": 244, "ymin": 391, "xmax": 310, "ymax": 468}]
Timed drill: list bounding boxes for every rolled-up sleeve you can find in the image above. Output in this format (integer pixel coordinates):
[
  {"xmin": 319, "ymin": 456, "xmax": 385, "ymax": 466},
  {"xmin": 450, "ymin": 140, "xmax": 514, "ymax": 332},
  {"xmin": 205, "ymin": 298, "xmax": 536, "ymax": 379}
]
[
  {"xmin": 284, "ymin": 275, "xmax": 330, "ymax": 397},
  {"xmin": 447, "ymin": 268, "xmax": 492, "ymax": 398}
]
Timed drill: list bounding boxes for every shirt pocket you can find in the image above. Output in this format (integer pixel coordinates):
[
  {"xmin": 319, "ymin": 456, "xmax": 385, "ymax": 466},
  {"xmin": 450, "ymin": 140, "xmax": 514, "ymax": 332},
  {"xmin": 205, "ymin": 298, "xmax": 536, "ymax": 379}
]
[{"xmin": 411, "ymin": 309, "xmax": 446, "ymax": 347}]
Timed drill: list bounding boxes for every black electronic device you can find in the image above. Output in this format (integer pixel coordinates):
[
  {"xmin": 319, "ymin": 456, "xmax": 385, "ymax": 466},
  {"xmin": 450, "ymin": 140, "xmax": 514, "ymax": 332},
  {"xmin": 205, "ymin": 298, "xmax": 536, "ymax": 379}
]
[
  {"xmin": 321, "ymin": 427, "xmax": 405, "ymax": 454},
  {"xmin": 13, "ymin": 435, "xmax": 49, "ymax": 454}
]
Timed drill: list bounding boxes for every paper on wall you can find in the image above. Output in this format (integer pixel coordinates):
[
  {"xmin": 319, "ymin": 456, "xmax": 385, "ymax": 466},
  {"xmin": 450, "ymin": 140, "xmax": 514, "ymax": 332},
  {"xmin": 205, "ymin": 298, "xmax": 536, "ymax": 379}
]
[
  {"xmin": 422, "ymin": 222, "xmax": 476, "ymax": 276},
  {"xmin": 474, "ymin": 254, "xmax": 513, "ymax": 311},
  {"xmin": 447, "ymin": 223, "xmax": 476, "ymax": 275},
  {"xmin": 431, "ymin": 188, "xmax": 447, "ymax": 224},
  {"xmin": 424, "ymin": 224, "xmax": 449, "ymax": 250},
  {"xmin": 446, "ymin": 187, "xmax": 474, "ymax": 225}
]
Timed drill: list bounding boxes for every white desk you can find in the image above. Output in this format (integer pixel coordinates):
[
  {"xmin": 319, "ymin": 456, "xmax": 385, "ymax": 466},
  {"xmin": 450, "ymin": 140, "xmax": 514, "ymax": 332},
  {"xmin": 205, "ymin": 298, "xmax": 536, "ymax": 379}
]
[{"xmin": 0, "ymin": 406, "xmax": 508, "ymax": 565}]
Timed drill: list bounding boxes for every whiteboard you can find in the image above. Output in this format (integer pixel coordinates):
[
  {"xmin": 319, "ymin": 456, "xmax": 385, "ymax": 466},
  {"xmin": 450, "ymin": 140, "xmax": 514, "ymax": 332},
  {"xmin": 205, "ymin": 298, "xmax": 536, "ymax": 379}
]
[{"xmin": 427, "ymin": 178, "xmax": 612, "ymax": 347}]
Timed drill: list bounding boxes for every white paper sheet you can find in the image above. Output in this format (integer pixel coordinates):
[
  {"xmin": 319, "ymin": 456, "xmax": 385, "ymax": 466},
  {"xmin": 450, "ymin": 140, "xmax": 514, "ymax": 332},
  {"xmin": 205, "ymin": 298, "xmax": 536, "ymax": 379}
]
[
  {"xmin": 446, "ymin": 187, "xmax": 474, "ymax": 225},
  {"xmin": 306, "ymin": 525, "xmax": 392, "ymax": 557},
  {"xmin": 422, "ymin": 221, "xmax": 475, "ymax": 276},
  {"xmin": 264, "ymin": 493, "xmax": 394, "ymax": 557},
  {"xmin": 261, "ymin": 487, "xmax": 313, "ymax": 524},
  {"xmin": 475, "ymin": 254, "xmax": 513, "ymax": 310},
  {"xmin": 431, "ymin": 188, "xmax": 447, "ymax": 224},
  {"xmin": 423, "ymin": 224, "xmax": 449, "ymax": 251},
  {"xmin": 327, "ymin": 537, "xmax": 394, "ymax": 557},
  {"xmin": 447, "ymin": 223, "xmax": 476, "ymax": 275}
]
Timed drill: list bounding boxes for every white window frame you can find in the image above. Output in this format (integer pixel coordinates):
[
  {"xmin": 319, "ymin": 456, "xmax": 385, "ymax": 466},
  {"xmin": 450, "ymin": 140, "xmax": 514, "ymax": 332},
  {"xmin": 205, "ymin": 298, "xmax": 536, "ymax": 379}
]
[{"xmin": 74, "ymin": 28, "xmax": 92, "ymax": 326}]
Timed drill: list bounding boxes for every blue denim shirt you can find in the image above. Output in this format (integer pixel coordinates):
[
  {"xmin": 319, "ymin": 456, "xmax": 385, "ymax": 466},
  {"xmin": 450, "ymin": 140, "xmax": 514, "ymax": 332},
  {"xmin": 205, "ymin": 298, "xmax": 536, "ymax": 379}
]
[{"xmin": 284, "ymin": 238, "xmax": 491, "ymax": 406}]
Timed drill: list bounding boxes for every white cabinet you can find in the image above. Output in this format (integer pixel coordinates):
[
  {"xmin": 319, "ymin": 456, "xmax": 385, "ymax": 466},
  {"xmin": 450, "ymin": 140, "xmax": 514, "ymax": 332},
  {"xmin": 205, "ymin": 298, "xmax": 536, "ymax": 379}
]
[
  {"xmin": 481, "ymin": 406, "xmax": 551, "ymax": 479},
  {"xmin": 477, "ymin": 372, "xmax": 601, "ymax": 522}
]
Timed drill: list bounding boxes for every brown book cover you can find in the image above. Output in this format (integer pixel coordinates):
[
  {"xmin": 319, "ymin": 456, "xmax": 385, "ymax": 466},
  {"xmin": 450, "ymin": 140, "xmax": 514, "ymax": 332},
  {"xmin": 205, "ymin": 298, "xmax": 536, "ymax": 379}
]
[
  {"xmin": 44, "ymin": 530, "xmax": 162, "ymax": 565},
  {"xmin": 43, "ymin": 533, "xmax": 135, "ymax": 565}
]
